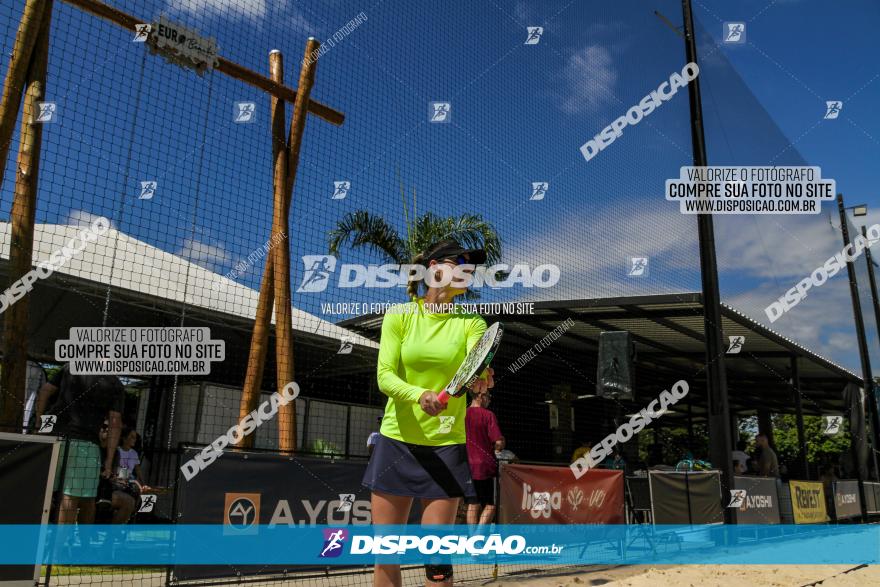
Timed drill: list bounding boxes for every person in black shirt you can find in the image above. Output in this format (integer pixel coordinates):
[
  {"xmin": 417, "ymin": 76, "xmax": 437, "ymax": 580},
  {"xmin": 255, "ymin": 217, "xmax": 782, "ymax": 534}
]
[{"xmin": 34, "ymin": 364, "xmax": 125, "ymax": 524}]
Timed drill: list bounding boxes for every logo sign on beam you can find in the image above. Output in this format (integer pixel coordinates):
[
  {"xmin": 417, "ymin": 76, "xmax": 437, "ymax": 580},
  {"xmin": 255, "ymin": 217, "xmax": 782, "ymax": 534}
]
[{"xmin": 146, "ymin": 16, "xmax": 219, "ymax": 75}]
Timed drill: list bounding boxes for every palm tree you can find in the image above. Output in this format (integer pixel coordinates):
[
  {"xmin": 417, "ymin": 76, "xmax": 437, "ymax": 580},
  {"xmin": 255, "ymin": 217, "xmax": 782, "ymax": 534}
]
[{"xmin": 328, "ymin": 174, "xmax": 503, "ymax": 298}]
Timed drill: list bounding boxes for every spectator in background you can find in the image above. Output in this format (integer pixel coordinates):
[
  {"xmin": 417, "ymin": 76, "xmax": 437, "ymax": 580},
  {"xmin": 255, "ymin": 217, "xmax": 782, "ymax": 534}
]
[
  {"xmin": 34, "ymin": 365, "xmax": 125, "ymax": 524},
  {"xmin": 732, "ymin": 440, "xmax": 750, "ymax": 474},
  {"xmin": 600, "ymin": 450, "xmax": 626, "ymax": 471},
  {"xmin": 571, "ymin": 439, "xmax": 592, "ymax": 464},
  {"xmin": 465, "ymin": 390, "xmax": 504, "ymax": 526},
  {"xmin": 97, "ymin": 425, "xmax": 146, "ymax": 523},
  {"xmin": 748, "ymin": 457, "xmax": 760, "ymax": 475},
  {"xmin": 117, "ymin": 428, "xmax": 146, "ymax": 486},
  {"xmin": 367, "ymin": 416, "xmax": 382, "ymax": 456},
  {"xmin": 756, "ymin": 433, "xmax": 779, "ymax": 478}
]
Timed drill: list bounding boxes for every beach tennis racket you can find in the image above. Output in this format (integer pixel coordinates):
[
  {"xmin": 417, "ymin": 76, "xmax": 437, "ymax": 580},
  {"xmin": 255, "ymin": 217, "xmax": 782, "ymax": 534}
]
[{"xmin": 438, "ymin": 322, "xmax": 504, "ymax": 405}]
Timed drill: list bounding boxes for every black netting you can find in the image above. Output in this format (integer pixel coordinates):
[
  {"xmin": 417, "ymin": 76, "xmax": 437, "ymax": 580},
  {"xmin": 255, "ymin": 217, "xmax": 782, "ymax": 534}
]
[{"xmin": 0, "ymin": 0, "xmax": 876, "ymax": 585}]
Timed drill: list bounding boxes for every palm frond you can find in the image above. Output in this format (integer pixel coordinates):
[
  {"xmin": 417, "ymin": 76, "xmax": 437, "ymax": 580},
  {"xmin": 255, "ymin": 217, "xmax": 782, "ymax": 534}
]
[
  {"xmin": 328, "ymin": 211, "xmax": 407, "ymax": 263},
  {"xmin": 327, "ymin": 194, "xmax": 506, "ymax": 302}
]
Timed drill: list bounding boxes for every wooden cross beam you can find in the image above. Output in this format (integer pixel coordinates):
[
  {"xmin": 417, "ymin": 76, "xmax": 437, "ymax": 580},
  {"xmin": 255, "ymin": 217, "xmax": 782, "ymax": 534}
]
[
  {"xmin": 61, "ymin": 0, "xmax": 344, "ymax": 125},
  {"xmin": 0, "ymin": 0, "xmax": 344, "ymax": 449}
]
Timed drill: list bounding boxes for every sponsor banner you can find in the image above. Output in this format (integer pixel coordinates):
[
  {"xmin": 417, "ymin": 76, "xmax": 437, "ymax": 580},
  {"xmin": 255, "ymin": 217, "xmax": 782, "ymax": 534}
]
[
  {"xmin": 498, "ymin": 463, "xmax": 624, "ymax": 524},
  {"xmin": 146, "ymin": 15, "xmax": 219, "ymax": 74},
  {"xmin": 173, "ymin": 448, "xmax": 416, "ymax": 580},
  {"xmin": 5, "ymin": 524, "xmax": 880, "ymax": 565},
  {"xmin": 832, "ymin": 480, "xmax": 861, "ymax": 520},
  {"xmin": 733, "ymin": 476, "xmax": 781, "ymax": 524},
  {"xmin": 865, "ymin": 481, "xmax": 880, "ymax": 514},
  {"xmin": 649, "ymin": 471, "xmax": 724, "ymax": 524},
  {"xmin": 875, "ymin": 483, "xmax": 880, "ymax": 514},
  {"xmin": 790, "ymin": 480, "xmax": 829, "ymax": 524}
]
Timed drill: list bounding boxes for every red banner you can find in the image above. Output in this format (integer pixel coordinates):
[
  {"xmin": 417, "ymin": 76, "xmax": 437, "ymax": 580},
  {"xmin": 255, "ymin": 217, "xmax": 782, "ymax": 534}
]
[{"xmin": 498, "ymin": 463, "xmax": 624, "ymax": 524}]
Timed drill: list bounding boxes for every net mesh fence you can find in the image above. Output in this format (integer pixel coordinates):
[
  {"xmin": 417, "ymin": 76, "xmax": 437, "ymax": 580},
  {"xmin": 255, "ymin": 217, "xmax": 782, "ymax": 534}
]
[
  {"xmin": 694, "ymin": 14, "xmax": 874, "ymax": 372},
  {"xmin": 692, "ymin": 13, "xmax": 876, "ymax": 480},
  {"xmin": 0, "ymin": 0, "xmax": 874, "ymax": 585}
]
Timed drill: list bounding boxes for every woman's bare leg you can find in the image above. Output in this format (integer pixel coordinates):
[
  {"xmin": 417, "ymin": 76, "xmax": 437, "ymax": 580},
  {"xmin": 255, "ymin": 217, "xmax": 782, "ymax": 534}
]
[
  {"xmin": 421, "ymin": 497, "xmax": 460, "ymax": 587},
  {"xmin": 372, "ymin": 491, "xmax": 413, "ymax": 587},
  {"xmin": 478, "ymin": 504, "xmax": 496, "ymax": 525},
  {"xmin": 466, "ymin": 503, "xmax": 480, "ymax": 525},
  {"xmin": 57, "ymin": 495, "xmax": 79, "ymax": 525},
  {"xmin": 112, "ymin": 492, "xmax": 136, "ymax": 523}
]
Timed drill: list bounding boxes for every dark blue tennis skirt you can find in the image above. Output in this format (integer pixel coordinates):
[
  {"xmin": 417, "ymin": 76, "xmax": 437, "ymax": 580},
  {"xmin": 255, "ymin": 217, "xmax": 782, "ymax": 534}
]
[{"xmin": 363, "ymin": 434, "xmax": 476, "ymax": 499}]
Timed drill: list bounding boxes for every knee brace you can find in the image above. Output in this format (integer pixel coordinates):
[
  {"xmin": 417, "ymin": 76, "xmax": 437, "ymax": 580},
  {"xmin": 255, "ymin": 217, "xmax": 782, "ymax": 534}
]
[{"xmin": 425, "ymin": 564, "xmax": 453, "ymax": 582}]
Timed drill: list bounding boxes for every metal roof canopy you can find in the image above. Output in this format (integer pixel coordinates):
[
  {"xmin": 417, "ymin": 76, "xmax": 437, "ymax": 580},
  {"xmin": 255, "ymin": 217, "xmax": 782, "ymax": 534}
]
[
  {"xmin": 0, "ymin": 223, "xmax": 379, "ymax": 391},
  {"xmin": 341, "ymin": 293, "xmax": 860, "ymax": 421}
]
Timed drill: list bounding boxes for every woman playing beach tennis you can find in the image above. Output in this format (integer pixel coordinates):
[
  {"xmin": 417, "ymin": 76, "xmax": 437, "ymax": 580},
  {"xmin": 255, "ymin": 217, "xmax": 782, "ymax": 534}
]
[{"xmin": 363, "ymin": 238, "xmax": 495, "ymax": 587}]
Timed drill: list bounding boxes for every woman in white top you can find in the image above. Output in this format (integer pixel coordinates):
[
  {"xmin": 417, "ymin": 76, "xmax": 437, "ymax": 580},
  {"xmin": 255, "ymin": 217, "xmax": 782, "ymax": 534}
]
[{"xmin": 117, "ymin": 428, "xmax": 144, "ymax": 485}]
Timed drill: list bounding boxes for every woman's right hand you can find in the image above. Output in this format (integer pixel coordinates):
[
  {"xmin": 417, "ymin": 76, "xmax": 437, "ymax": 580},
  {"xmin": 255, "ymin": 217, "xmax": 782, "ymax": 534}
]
[{"xmin": 418, "ymin": 391, "xmax": 446, "ymax": 416}]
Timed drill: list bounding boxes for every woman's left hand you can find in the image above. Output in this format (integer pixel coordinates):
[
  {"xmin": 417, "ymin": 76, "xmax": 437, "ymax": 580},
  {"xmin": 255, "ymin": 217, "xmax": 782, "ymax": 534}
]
[{"xmin": 470, "ymin": 367, "xmax": 494, "ymax": 394}]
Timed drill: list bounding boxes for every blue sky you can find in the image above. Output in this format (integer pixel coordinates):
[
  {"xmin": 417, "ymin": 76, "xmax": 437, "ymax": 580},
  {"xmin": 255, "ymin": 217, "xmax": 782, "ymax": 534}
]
[{"xmin": 0, "ymin": 0, "xmax": 878, "ymax": 374}]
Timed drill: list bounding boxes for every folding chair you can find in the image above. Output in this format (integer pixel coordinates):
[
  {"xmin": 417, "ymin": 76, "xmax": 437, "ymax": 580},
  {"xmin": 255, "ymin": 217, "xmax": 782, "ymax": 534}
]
[{"xmin": 624, "ymin": 476, "xmax": 656, "ymax": 555}]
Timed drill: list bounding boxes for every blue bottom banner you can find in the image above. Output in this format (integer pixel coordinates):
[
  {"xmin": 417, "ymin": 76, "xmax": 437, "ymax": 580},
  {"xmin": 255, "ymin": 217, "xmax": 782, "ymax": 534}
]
[{"xmin": 1, "ymin": 525, "xmax": 878, "ymax": 566}]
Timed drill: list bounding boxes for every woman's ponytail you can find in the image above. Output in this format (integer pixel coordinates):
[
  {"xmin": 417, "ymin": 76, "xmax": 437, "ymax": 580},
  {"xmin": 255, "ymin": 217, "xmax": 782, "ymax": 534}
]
[{"xmin": 407, "ymin": 252, "xmax": 426, "ymax": 299}]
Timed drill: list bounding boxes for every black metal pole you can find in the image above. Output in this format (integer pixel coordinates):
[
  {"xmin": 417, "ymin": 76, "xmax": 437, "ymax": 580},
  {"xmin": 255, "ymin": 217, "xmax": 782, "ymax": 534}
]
[
  {"xmin": 838, "ymin": 195, "xmax": 880, "ymax": 482},
  {"xmin": 791, "ymin": 356, "xmax": 809, "ymax": 480},
  {"xmin": 681, "ymin": 0, "xmax": 736, "ymax": 523},
  {"xmin": 860, "ymin": 224, "xmax": 880, "ymax": 480},
  {"xmin": 862, "ymin": 225, "xmax": 880, "ymax": 347},
  {"xmin": 687, "ymin": 395, "xmax": 695, "ymax": 452}
]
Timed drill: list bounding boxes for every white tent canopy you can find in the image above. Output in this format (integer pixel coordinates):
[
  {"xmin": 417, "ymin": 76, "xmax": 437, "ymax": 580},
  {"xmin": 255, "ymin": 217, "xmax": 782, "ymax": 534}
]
[{"xmin": 0, "ymin": 222, "xmax": 377, "ymax": 350}]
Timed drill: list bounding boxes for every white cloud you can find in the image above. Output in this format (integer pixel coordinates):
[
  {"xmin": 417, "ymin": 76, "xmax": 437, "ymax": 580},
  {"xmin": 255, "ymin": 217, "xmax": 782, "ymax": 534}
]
[
  {"xmin": 500, "ymin": 201, "xmax": 865, "ymax": 370},
  {"xmin": 513, "ymin": 2, "xmax": 531, "ymax": 23},
  {"xmin": 559, "ymin": 46, "xmax": 618, "ymax": 114},
  {"xmin": 177, "ymin": 238, "xmax": 230, "ymax": 272},
  {"xmin": 825, "ymin": 331, "xmax": 859, "ymax": 355},
  {"xmin": 707, "ymin": 207, "xmax": 877, "ymax": 370},
  {"xmin": 168, "ymin": 0, "xmax": 270, "ymax": 20},
  {"xmin": 166, "ymin": 0, "xmax": 313, "ymax": 31},
  {"xmin": 724, "ymin": 269, "xmax": 863, "ymax": 371},
  {"xmin": 502, "ymin": 203, "xmax": 698, "ymax": 300},
  {"xmin": 712, "ymin": 213, "xmax": 841, "ymax": 280},
  {"xmin": 66, "ymin": 209, "xmax": 115, "ymax": 230}
]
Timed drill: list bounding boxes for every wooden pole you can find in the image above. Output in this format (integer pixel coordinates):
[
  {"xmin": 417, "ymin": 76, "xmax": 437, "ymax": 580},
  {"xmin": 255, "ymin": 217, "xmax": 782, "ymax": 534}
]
[
  {"xmin": 59, "ymin": 0, "xmax": 344, "ymax": 126},
  {"xmin": 274, "ymin": 38, "xmax": 320, "ymax": 452},
  {"xmin": 0, "ymin": 0, "xmax": 49, "ymax": 195},
  {"xmin": 0, "ymin": 1, "xmax": 52, "ymax": 432},
  {"xmin": 234, "ymin": 49, "xmax": 290, "ymax": 448},
  {"xmin": 269, "ymin": 50, "xmax": 294, "ymax": 452},
  {"xmin": 235, "ymin": 256, "xmax": 275, "ymax": 448},
  {"xmin": 236, "ymin": 39, "xmax": 320, "ymax": 451},
  {"xmin": 285, "ymin": 42, "xmax": 320, "ymax": 195}
]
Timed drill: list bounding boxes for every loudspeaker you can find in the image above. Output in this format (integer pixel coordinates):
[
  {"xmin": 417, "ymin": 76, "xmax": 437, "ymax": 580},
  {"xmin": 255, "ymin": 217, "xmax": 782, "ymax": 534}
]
[{"xmin": 596, "ymin": 331, "xmax": 635, "ymax": 400}]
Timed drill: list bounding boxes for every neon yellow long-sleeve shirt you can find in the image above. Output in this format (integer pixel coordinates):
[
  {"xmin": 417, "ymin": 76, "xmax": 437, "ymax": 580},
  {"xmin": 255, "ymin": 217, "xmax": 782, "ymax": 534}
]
[{"xmin": 376, "ymin": 299, "xmax": 487, "ymax": 446}]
